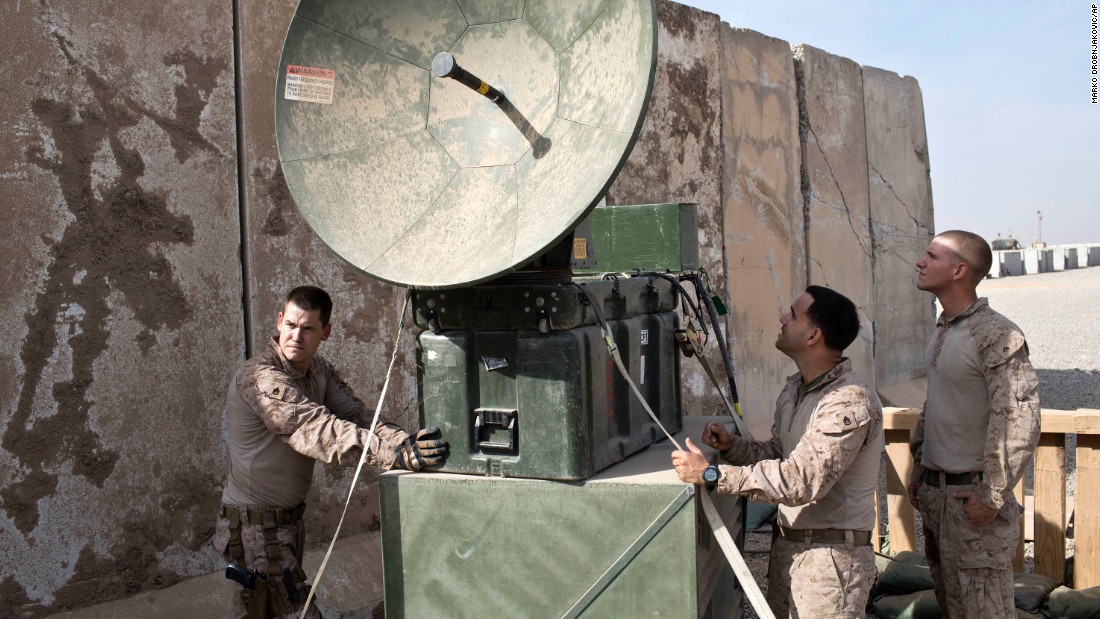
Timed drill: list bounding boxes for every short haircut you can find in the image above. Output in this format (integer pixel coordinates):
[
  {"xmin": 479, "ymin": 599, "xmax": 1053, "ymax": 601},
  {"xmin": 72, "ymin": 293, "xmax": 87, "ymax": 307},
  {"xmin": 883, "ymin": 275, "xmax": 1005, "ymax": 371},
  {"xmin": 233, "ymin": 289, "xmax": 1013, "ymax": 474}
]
[
  {"xmin": 286, "ymin": 285, "xmax": 333, "ymax": 326},
  {"xmin": 936, "ymin": 230, "xmax": 993, "ymax": 282},
  {"xmin": 805, "ymin": 285, "xmax": 861, "ymax": 352}
]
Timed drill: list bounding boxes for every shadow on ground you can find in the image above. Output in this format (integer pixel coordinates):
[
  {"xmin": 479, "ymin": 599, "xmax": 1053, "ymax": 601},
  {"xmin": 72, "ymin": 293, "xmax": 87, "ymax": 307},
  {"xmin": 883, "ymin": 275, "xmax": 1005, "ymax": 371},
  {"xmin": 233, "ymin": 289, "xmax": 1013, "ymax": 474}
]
[{"xmin": 1036, "ymin": 368, "xmax": 1100, "ymax": 411}]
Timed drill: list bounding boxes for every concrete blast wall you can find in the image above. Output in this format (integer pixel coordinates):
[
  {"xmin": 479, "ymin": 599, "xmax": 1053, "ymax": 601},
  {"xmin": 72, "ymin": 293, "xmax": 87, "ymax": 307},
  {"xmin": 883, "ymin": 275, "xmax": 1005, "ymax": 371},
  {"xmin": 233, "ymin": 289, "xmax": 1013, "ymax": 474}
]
[
  {"xmin": 863, "ymin": 67, "xmax": 936, "ymax": 391},
  {"xmin": 718, "ymin": 27, "xmax": 806, "ymax": 429},
  {"xmin": 1002, "ymin": 251, "xmax": 1026, "ymax": 276},
  {"xmin": 1054, "ymin": 248, "xmax": 1077, "ymax": 271},
  {"xmin": 795, "ymin": 44, "xmax": 875, "ymax": 389},
  {"xmin": 0, "ymin": 1, "xmax": 241, "ymax": 615},
  {"xmin": 0, "ymin": 1, "xmax": 934, "ymax": 615},
  {"xmin": 608, "ymin": 1, "xmax": 726, "ymax": 415}
]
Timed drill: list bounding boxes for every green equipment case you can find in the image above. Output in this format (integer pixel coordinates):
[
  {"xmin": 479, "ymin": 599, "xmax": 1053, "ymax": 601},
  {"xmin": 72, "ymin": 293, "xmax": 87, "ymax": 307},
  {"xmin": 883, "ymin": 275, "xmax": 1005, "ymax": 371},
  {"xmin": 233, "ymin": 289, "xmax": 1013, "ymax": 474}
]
[
  {"xmin": 417, "ymin": 311, "xmax": 681, "ymax": 480},
  {"xmin": 575, "ymin": 202, "xmax": 699, "ymax": 275},
  {"xmin": 381, "ymin": 417, "xmax": 744, "ymax": 618},
  {"xmin": 412, "ymin": 276, "xmax": 678, "ymax": 333}
]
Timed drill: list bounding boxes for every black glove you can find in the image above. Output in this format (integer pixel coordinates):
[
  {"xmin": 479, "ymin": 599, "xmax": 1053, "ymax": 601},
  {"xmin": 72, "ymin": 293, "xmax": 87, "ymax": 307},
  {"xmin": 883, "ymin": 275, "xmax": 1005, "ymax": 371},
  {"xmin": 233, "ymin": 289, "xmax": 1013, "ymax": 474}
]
[{"xmin": 396, "ymin": 426, "xmax": 449, "ymax": 471}]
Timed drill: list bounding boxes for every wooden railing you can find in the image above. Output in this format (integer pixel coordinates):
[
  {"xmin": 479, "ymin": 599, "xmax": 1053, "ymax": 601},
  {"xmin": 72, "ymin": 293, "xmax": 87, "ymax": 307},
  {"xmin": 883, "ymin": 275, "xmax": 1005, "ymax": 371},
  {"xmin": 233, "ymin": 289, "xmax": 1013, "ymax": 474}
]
[{"xmin": 878, "ymin": 407, "xmax": 1100, "ymax": 588}]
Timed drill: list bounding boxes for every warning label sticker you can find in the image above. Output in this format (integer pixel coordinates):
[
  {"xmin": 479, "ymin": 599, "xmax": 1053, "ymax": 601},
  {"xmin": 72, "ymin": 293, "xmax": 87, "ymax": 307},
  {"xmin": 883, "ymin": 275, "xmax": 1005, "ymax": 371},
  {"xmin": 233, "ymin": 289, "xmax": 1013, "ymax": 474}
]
[
  {"xmin": 284, "ymin": 64, "xmax": 335, "ymax": 104},
  {"xmin": 572, "ymin": 238, "xmax": 588, "ymax": 260}
]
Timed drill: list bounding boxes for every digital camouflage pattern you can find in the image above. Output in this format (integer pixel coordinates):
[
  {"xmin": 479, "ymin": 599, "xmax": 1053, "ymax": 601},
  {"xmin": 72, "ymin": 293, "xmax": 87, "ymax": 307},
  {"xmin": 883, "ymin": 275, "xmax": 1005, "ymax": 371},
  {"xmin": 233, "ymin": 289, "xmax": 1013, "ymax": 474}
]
[
  {"xmin": 765, "ymin": 534, "xmax": 875, "ymax": 618},
  {"xmin": 910, "ymin": 299, "xmax": 1039, "ymax": 618},
  {"xmin": 714, "ymin": 359, "xmax": 882, "ymax": 616},
  {"xmin": 221, "ymin": 337, "xmax": 409, "ymax": 508},
  {"xmin": 910, "ymin": 298, "xmax": 1041, "ymax": 519},
  {"xmin": 716, "ymin": 359, "xmax": 884, "ymax": 532},
  {"xmin": 216, "ymin": 337, "xmax": 411, "ymax": 616},
  {"xmin": 212, "ymin": 513, "xmax": 319, "ymax": 619},
  {"xmin": 918, "ymin": 482, "xmax": 1018, "ymax": 619}
]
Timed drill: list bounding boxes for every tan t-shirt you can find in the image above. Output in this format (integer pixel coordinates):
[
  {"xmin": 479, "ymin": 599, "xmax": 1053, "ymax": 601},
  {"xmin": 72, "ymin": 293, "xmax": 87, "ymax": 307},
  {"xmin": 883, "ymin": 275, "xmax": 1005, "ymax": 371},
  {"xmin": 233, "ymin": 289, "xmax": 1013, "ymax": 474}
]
[
  {"xmin": 221, "ymin": 337, "xmax": 409, "ymax": 509},
  {"xmin": 921, "ymin": 305, "xmax": 991, "ymax": 474},
  {"xmin": 717, "ymin": 359, "xmax": 884, "ymax": 531}
]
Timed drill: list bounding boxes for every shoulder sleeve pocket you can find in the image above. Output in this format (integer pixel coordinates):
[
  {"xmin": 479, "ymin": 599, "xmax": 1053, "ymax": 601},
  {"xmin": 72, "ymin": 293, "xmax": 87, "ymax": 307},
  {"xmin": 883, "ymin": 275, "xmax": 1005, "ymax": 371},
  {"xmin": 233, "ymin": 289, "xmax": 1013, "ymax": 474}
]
[
  {"xmin": 814, "ymin": 386, "xmax": 875, "ymax": 435},
  {"xmin": 974, "ymin": 318, "xmax": 1027, "ymax": 369},
  {"xmin": 258, "ymin": 377, "xmax": 296, "ymax": 401},
  {"xmin": 255, "ymin": 376, "xmax": 301, "ymax": 433},
  {"xmin": 817, "ymin": 409, "xmax": 870, "ymax": 435}
]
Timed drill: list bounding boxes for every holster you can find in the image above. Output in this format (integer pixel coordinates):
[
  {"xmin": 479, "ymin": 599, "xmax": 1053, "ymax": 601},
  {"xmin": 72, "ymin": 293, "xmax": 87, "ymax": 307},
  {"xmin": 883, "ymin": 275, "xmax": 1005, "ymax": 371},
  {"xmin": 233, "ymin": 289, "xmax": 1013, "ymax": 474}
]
[
  {"xmin": 240, "ymin": 580, "xmax": 270, "ymax": 619},
  {"xmin": 222, "ymin": 504, "xmax": 311, "ymax": 618},
  {"xmin": 265, "ymin": 574, "xmax": 296, "ymax": 617},
  {"xmin": 237, "ymin": 572, "xmax": 307, "ymax": 619}
]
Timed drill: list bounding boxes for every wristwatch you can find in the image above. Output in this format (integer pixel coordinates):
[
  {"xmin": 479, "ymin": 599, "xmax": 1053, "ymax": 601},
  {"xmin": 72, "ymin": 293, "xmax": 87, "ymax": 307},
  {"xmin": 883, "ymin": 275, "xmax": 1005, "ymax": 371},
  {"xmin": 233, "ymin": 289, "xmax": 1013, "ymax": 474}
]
[{"xmin": 702, "ymin": 464, "xmax": 721, "ymax": 492}]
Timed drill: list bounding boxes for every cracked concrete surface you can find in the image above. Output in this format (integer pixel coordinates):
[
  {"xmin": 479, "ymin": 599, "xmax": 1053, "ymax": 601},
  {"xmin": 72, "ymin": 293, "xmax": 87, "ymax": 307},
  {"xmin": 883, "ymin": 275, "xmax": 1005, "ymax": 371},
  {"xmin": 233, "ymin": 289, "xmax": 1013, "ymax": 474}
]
[
  {"xmin": 719, "ymin": 25, "xmax": 806, "ymax": 432},
  {"xmin": 794, "ymin": 43, "xmax": 876, "ymax": 387},
  {"xmin": 863, "ymin": 66, "xmax": 936, "ymax": 391}
]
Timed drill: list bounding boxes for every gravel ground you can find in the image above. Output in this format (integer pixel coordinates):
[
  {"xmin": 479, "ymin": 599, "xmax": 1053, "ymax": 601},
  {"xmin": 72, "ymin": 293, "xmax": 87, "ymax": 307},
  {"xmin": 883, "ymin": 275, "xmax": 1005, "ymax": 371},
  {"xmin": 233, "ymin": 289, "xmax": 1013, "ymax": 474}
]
[
  {"xmin": 979, "ymin": 267, "xmax": 1100, "ymax": 412},
  {"xmin": 739, "ymin": 266, "xmax": 1100, "ymax": 618}
]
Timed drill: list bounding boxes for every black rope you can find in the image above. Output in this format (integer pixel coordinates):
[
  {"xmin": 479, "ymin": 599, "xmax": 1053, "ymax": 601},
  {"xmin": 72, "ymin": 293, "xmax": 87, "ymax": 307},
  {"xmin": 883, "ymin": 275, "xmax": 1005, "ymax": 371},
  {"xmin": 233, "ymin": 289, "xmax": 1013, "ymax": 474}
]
[
  {"xmin": 690, "ymin": 271, "xmax": 740, "ymax": 406},
  {"xmin": 634, "ymin": 271, "xmax": 708, "ymax": 340}
]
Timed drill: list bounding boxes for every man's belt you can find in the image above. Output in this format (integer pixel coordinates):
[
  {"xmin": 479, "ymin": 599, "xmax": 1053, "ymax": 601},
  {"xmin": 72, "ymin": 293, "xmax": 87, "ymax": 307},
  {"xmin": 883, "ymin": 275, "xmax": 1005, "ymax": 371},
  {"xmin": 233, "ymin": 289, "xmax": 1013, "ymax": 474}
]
[
  {"xmin": 923, "ymin": 470, "xmax": 982, "ymax": 487},
  {"xmin": 221, "ymin": 503, "xmax": 306, "ymax": 528},
  {"xmin": 775, "ymin": 525, "xmax": 871, "ymax": 546}
]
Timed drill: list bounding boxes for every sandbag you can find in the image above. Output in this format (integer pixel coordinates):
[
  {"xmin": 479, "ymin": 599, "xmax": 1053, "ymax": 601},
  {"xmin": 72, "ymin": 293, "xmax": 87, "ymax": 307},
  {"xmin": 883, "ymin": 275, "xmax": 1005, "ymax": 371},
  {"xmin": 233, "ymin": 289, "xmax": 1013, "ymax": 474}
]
[
  {"xmin": 871, "ymin": 591, "xmax": 1045, "ymax": 619},
  {"xmin": 870, "ymin": 550, "xmax": 1060, "ymax": 619},
  {"xmin": 1013, "ymin": 573, "xmax": 1059, "ymax": 613},
  {"xmin": 871, "ymin": 551, "xmax": 935, "ymax": 598},
  {"xmin": 1042, "ymin": 585, "xmax": 1100, "ymax": 619},
  {"xmin": 871, "ymin": 589, "xmax": 941, "ymax": 619},
  {"xmin": 745, "ymin": 501, "xmax": 777, "ymax": 532}
]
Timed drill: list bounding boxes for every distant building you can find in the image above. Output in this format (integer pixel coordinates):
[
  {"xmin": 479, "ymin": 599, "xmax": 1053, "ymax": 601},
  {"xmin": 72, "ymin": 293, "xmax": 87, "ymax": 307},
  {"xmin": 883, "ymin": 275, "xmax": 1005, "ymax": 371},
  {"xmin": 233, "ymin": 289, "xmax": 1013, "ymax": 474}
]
[
  {"xmin": 992, "ymin": 236, "xmax": 1022, "ymax": 251},
  {"xmin": 990, "ymin": 242, "xmax": 1100, "ymax": 278}
]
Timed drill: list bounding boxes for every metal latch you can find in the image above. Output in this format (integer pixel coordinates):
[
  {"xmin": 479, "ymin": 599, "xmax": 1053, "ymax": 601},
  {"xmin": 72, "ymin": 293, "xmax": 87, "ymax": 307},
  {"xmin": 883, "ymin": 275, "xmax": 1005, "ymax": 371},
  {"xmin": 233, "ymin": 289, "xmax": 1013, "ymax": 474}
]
[{"xmin": 674, "ymin": 315, "xmax": 704, "ymax": 357}]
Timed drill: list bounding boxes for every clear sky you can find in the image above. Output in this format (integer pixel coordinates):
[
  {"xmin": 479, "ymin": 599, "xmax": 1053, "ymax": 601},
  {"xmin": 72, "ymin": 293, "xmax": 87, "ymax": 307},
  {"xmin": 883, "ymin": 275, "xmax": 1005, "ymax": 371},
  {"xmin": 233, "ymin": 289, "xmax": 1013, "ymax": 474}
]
[{"xmin": 677, "ymin": 0, "xmax": 1098, "ymax": 246}]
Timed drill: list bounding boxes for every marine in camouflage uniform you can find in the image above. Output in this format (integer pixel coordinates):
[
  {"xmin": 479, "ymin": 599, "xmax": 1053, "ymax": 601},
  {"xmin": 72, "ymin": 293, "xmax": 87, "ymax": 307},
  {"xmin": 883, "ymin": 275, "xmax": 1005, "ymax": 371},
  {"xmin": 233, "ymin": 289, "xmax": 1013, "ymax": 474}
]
[
  {"xmin": 909, "ymin": 300, "xmax": 1040, "ymax": 618},
  {"xmin": 673, "ymin": 286, "xmax": 883, "ymax": 618},
  {"xmin": 909, "ymin": 231, "xmax": 1041, "ymax": 619},
  {"xmin": 212, "ymin": 286, "xmax": 446, "ymax": 619}
]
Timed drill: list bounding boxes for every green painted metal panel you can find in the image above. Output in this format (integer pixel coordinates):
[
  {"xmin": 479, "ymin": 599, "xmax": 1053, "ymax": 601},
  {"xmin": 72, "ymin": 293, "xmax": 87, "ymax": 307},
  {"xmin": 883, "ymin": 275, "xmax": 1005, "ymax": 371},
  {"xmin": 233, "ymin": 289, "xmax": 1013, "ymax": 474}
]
[
  {"xmin": 382, "ymin": 478, "xmax": 695, "ymax": 617},
  {"xmin": 525, "ymin": 0, "xmax": 611, "ymax": 53},
  {"xmin": 380, "ymin": 417, "xmax": 744, "ymax": 618},
  {"xmin": 576, "ymin": 203, "xmax": 700, "ymax": 275},
  {"xmin": 557, "ymin": 0, "xmax": 656, "ymax": 133},
  {"xmin": 280, "ymin": 132, "xmax": 456, "ymax": 275},
  {"xmin": 428, "ymin": 20, "xmax": 559, "ymax": 168},
  {"xmin": 276, "ymin": 16, "xmax": 431, "ymax": 163},
  {"xmin": 417, "ymin": 313, "xmax": 681, "ymax": 480}
]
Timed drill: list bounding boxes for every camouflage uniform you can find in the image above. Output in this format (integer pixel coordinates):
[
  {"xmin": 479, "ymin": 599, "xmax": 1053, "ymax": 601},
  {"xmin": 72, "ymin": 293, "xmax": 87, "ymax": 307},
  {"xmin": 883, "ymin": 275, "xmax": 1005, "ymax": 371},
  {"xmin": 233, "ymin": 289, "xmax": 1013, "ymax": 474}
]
[
  {"xmin": 767, "ymin": 534, "xmax": 876, "ymax": 619},
  {"xmin": 910, "ymin": 298, "xmax": 1041, "ymax": 619},
  {"xmin": 716, "ymin": 359, "xmax": 884, "ymax": 618},
  {"xmin": 212, "ymin": 337, "xmax": 409, "ymax": 618},
  {"xmin": 212, "ymin": 513, "xmax": 317, "ymax": 619}
]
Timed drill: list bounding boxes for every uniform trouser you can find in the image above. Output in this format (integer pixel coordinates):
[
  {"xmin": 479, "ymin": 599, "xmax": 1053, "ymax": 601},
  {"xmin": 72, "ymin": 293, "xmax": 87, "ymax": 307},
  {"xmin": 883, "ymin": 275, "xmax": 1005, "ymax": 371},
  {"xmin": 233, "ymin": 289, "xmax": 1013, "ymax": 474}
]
[
  {"xmin": 918, "ymin": 483, "xmax": 1017, "ymax": 619},
  {"xmin": 765, "ymin": 534, "xmax": 875, "ymax": 618},
  {"xmin": 212, "ymin": 512, "xmax": 321, "ymax": 619}
]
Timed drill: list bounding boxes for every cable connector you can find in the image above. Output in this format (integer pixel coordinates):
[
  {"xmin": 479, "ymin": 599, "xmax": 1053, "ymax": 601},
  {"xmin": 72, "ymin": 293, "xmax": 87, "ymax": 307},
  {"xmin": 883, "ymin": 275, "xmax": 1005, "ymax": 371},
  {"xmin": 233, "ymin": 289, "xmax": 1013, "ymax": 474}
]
[{"xmin": 674, "ymin": 316, "xmax": 704, "ymax": 358}]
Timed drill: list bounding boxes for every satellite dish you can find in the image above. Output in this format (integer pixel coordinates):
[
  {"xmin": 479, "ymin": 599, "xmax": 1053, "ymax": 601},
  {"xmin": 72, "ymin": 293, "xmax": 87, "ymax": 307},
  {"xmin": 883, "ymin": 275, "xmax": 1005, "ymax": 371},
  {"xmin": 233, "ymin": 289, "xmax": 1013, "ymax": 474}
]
[{"xmin": 275, "ymin": 0, "xmax": 657, "ymax": 289}]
